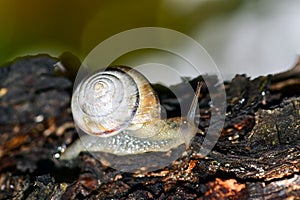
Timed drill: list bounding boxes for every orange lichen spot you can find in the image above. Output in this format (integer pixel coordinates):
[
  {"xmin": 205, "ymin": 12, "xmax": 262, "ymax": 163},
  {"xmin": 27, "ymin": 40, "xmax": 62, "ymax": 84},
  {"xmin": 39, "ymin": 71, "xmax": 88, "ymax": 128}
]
[
  {"xmin": 204, "ymin": 178, "xmax": 246, "ymax": 198},
  {"xmin": 233, "ymin": 123, "xmax": 244, "ymax": 131},
  {"xmin": 3, "ymin": 134, "xmax": 28, "ymax": 150},
  {"xmin": 186, "ymin": 160, "xmax": 197, "ymax": 173}
]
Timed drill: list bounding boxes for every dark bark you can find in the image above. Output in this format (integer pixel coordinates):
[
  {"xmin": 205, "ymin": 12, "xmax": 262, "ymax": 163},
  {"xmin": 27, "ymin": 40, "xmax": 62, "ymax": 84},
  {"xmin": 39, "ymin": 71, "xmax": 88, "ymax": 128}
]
[{"xmin": 0, "ymin": 55, "xmax": 300, "ymax": 199}]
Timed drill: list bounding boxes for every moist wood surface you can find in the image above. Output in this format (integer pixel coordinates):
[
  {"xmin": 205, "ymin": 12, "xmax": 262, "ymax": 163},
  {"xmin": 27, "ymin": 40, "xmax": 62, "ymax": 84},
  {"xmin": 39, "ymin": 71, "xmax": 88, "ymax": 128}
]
[{"xmin": 0, "ymin": 55, "xmax": 300, "ymax": 199}]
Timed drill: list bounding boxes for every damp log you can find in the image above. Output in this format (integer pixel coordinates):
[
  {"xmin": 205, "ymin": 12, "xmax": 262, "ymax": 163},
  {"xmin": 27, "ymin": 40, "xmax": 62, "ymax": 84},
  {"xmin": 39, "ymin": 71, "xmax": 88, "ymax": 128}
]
[{"xmin": 0, "ymin": 55, "xmax": 300, "ymax": 199}]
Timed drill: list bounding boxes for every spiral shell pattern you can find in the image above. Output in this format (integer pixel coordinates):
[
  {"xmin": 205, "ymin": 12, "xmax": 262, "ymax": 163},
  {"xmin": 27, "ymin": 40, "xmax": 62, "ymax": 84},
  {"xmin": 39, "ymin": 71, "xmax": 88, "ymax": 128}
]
[{"xmin": 71, "ymin": 66, "xmax": 161, "ymax": 137}]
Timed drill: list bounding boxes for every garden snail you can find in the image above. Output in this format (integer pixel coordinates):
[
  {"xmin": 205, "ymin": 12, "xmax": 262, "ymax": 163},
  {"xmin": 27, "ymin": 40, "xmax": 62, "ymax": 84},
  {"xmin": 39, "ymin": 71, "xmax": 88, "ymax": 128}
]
[{"xmin": 60, "ymin": 66, "xmax": 202, "ymax": 160}]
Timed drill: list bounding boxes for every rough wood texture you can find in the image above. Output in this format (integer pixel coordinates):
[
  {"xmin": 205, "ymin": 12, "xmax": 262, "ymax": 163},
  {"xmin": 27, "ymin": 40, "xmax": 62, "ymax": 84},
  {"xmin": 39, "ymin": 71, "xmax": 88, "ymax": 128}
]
[{"xmin": 0, "ymin": 55, "xmax": 300, "ymax": 199}]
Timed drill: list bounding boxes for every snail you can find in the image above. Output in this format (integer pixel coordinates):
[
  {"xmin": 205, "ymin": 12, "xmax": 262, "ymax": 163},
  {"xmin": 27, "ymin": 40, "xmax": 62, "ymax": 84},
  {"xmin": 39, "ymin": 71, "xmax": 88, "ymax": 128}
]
[{"xmin": 60, "ymin": 66, "xmax": 202, "ymax": 160}]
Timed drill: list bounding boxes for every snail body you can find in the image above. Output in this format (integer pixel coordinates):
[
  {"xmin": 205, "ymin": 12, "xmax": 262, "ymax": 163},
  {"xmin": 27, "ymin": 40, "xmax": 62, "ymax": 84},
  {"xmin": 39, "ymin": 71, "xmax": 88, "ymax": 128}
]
[{"xmin": 61, "ymin": 66, "xmax": 201, "ymax": 160}]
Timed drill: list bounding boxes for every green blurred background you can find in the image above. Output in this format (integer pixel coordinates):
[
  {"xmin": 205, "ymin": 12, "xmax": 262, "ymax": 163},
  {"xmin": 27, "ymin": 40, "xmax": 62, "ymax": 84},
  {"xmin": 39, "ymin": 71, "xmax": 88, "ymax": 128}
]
[{"xmin": 1, "ymin": 0, "xmax": 299, "ymax": 79}]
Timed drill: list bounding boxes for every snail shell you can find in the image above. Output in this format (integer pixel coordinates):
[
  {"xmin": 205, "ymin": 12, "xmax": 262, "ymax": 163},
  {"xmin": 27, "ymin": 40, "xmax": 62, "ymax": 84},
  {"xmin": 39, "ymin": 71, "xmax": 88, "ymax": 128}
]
[
  {"xmin": 61, "ymin": 66, "xmax": 201, "ymax": 159},
  {"xmin": 71, "ymin": 66, "xmax": 161, "ymax": 137}
]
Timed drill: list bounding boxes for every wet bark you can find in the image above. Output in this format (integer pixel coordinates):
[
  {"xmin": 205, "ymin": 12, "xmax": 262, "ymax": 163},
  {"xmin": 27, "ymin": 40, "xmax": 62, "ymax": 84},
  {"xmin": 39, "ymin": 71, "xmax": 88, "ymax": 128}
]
[{"xmin": 0, "ymin": 55, "xmax": 300, "ymax": 199}]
